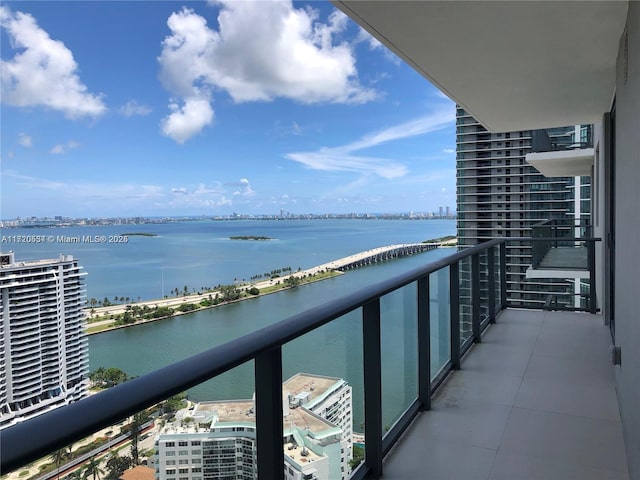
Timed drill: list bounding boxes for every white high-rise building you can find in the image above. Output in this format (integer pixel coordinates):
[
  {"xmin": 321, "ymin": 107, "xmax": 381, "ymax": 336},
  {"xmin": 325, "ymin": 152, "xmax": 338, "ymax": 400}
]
[
  {"xmin": 0, "ymin": 252, "xmax": 89, "ymax": 429},
  {"xmin": 154, "ymin": 373, "xmax": 352, "ymax": 480}
]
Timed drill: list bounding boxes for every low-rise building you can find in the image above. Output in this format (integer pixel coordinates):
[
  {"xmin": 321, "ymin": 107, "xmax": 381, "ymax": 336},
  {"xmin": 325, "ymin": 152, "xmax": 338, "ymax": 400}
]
[{"xmin": 154, "ymin": 373, "xmax": 352, "ymax": 480}]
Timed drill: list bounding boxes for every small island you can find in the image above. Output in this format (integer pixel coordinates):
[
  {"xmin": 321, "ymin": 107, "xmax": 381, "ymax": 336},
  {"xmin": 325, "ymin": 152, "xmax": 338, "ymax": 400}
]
[
  {"xmin": 121, "ymin": 232, "xmax": 158, "ymax": 237},
  {"xmin": 229, "ymin": 235, "xmax": 273, "ymax": 241},
  {"xmin": 422, "ymin": 235, "xmax": 458, "ymax": 244}
]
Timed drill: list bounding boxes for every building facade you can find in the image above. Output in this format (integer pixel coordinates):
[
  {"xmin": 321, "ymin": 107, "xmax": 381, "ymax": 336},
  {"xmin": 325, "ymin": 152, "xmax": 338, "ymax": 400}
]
[
  {"xmin": 456, "ymin": 108, "xmax": 592, "ymax": 309},
  {"xmin": 154, "ymin": 374, "xmax": 352, "ymax": 480},
  {"xmin": 0, "ymin": 252, "xmax": 89, "ymax": 429}
]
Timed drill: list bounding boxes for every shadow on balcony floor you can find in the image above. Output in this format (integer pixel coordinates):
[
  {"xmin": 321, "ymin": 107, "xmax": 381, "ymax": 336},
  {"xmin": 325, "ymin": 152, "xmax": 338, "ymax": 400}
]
[{"xmin": 381, "ymin": 309, "xmax": 629, "ymax": 480}]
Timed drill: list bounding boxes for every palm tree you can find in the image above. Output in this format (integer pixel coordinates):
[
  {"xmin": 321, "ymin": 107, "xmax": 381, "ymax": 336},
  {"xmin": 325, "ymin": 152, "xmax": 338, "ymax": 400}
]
[
  {"xmin": 105, "ymin": 451, "xmax": 131, "ymax": 480},
  {"xmin": 129, "ymin": 411, "xmax": 146, "ymax": 465},
  {"xmin": 51, "ymin": 448, "xmax": 68, "ymax": 479},
  {"xmin": 83, "ymin": 457, "xmax": 104, "ymax": 480}
]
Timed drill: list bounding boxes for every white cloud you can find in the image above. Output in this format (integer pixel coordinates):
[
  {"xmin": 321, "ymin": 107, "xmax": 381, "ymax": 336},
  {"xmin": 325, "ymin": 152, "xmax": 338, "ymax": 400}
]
[
  {"xmin": 435, "ymin": 90, "xmax": 451, "ymax": 101},
  {"xmin": 442, "ymin": 148, "xmax": 455, "ymax": 153},
  {"xmin": 0, "ymin": 6, "xmax": 106, "ymax": 118},
  {"xmin": 226, "ymin": 178, "xmax": 256, "ymax": 197},
  {"xmin": 288, "ymin": 151, "xmax": 408, "ymax": 179},
  {"xmin": 3, "ymin": 170, "xmax": 164, "ymax": 202},
  {"xmin": 290, "ymin": 122, "xmax": 302, "ymax": 136},
  {"xmin": 356, "ymin": 27, "xmax": 401, "ymax": 65},
  {"xmin": 161, "ymin": 97, "xmax": 214, "ymax": 144},
  {"xmin": 119, "ymin": 100, "xmax": 152, "ymax": 117},
  {"xmin": 166, "ymin": 179, "xmax": 257, "ymax": 209},
  {"xmin": 50, "ymin": 140, "xmax": 80, "ymax": 155},
  {"xmin": 273, "ymin": 120, "xmax": 305, "ymax": 137},
  {"xmin": 168, "ymin": 182, "xmax": 240, "ymax": 209},
  {"xmin": 238, "ymin": 178, "xmax": 255, "ymax": 197},
  {"xmin": 158, "ymin": 2, "xmax": 376, "ymax": 143},
  {"xmin": 2, "ymin": 170, "xmax": 66, "ymax": 190},
  {"xmin": 286, "ymin": 107, "xmax": 455, "ymax": 179},
  {"xmin": 18, "ymin": 132, "xmax": 32, "ymax": 147}
]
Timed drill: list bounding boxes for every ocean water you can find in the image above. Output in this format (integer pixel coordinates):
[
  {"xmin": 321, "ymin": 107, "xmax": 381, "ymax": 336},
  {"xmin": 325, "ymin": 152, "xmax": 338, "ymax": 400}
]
[
  {"xmin": 4, "ymin": 218, "xmax": 456, "ymax": 430},
  {"xmin": 4, "ymin": 219, "xmax": 455, "ymax": 301}
]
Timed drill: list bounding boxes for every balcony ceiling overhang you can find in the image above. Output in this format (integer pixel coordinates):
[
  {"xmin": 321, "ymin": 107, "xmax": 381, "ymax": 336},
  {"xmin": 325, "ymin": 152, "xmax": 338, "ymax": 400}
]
[
  {"xmin": 333, "ymin": 1, "xmax": 628, "ymax": 132},
  {"xmin": 526, "ymin": 148, "xmax": 595, "ymax": 177}
]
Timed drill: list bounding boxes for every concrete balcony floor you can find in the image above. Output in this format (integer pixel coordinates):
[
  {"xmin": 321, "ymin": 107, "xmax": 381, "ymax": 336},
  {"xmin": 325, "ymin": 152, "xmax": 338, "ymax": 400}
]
[{"xmin": 382, "ymin": 309, "xmax": 629, "ymax": 479}]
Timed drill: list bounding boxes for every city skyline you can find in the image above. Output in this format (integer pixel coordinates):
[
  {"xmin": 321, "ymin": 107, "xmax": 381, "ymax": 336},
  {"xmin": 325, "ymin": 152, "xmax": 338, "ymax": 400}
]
[{"xmin": 1, "ymin": 1, "xmax": 456, "ymax": 218}]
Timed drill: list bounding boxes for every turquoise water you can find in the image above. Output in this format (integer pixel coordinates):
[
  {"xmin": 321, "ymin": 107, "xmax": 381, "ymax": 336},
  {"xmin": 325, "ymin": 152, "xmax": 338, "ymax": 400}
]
[{"xmin": 5, "ymin": 219, "xmax": 456, "ymax": 429}]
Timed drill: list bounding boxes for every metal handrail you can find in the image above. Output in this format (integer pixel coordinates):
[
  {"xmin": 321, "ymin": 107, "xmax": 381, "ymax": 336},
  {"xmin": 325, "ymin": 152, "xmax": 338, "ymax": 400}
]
[
  {"xmin": 0, "ymin": 235, "xmax": 602, "ymax": 476},
  {"xmin": 0, "ymin": 239, "xmax": 505, "ymax": 475}
]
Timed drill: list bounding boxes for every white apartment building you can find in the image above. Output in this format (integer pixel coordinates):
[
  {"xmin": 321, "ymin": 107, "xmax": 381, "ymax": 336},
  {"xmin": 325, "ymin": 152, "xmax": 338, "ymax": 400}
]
[
  {"xmin": 154, "ymin": 374, "xmax": 352, "ymax": 480},
  {"xmin": 0, "ymin": 252, "xmax": 89, "ymax": 429}
]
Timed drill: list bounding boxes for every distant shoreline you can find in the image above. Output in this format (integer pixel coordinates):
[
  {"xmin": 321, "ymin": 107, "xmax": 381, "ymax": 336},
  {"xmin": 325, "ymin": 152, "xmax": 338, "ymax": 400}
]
[{"xmin": 2, "ymin": 216, "xmax": 457, "ymax": 229}]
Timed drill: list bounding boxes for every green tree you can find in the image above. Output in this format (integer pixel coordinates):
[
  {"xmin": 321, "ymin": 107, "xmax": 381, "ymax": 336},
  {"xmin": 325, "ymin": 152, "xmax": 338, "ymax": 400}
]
[
  {"xmin": 129, "ymin": 412, "xmax": 146, "ymax": 465},
  {"xmin": 83, "ymin": 457, "xmax": 104, "ymax": 480},
  {"xmin": 162, "ymin": 393, "xmax": 187, "ymax": 416},
  {"xmin": 89, "ymin": 367, "xmax": 128, "ymax": 388},
  {"xmin": 105, "ymin": 451, "xmax": 131, "ymax": 480},
  {"xmin": 219, "ymin": 284, "xmax": 241, "ymax": 302},
  {"xmin": 284, "ymin": 276, "xmax": 301, "ymax": 287},
  {"xmin": 89, "ymin": 367, "xmax": 106, "ymax": 384},
  {"xmin": 177, "ymin": 303, "xmax": 197, "ymax": 312},
  {"xmin": 349, "ymin": 444, "xmax": 365, "ymax": 470},
  {"xmin": 51, "ymin": 448, "xmax": 68, "ymax": 479}
]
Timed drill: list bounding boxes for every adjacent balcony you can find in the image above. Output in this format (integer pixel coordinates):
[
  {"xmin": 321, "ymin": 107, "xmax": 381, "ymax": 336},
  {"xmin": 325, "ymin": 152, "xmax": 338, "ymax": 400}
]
[
  {"xmin": 526, "ymin": 219, "xmax": 597, "ymax": 311},
  {"xmin": 526, "ymin": 128, "xmax": 594, "ymax": 178},
  {"xmin": 530, "ymin": 219, "xmax": 592, "ymax": 271},
  {"xmin": 0, "ymin": 238, "xmax": 628, "ymax": 480}
]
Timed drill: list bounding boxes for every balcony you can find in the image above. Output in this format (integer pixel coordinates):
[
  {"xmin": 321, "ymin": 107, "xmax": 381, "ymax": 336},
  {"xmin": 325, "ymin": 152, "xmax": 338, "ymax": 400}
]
[
  {"xmin": 0, "ymin": 239, "xmax": 628, "ymax": 480},
  {"xmin": 526, "ymin": 220, "xmax": 597, "ymax": 311},
  {"xmin": 381, "ymin": 308, "xmax": 628, "ymax": 480},
  {"xmin": 526, "ymin": 129, "xmax": 594, "ymax": 178}
]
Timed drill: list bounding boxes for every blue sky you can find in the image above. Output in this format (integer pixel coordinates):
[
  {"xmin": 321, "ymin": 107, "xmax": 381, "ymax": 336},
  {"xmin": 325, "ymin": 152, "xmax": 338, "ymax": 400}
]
[{"xmin": 1, "ymin": 1, "xmax": 456, "ymax": 218}]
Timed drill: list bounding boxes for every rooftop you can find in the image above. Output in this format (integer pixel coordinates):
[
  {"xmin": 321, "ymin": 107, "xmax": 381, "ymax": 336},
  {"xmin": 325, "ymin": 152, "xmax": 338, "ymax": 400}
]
[
  {"xmin": 0, "ymin": 253, "xmax": 76, "ymax": 269},
  {"xmin": 162, "ymin": 372, "xmax": 345, "ymax": 437},
  {"xmin": 283, "ymin": 373, "xmax": 342, "ymax": 405},
  {"xmin": 119, "ymin": 466, "xmax": 155, "ymax": 480}
]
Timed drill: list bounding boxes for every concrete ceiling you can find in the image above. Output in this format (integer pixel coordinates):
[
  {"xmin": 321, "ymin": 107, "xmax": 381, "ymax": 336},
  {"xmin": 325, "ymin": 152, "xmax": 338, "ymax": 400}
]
[{"xmin": 333, "ymin": 1, "xmax": 628, "ymax": 132}]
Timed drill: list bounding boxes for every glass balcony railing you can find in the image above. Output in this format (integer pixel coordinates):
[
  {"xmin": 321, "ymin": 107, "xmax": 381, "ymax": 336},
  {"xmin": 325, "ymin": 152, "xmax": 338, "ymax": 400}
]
[
  {"xmin": 1, "ymin": 236, "xmax": 599, "ymax": 479},
  {"xmin": 531, "ymin": 218, "xmax": 593, "ymax": 270},
  {"xmin": 520, "ymin": 221, "xmax": 599, "ymax": 313},
  {"xmin": 530, "ymin": 127, "xmax": 593, "ymax": 153}
]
